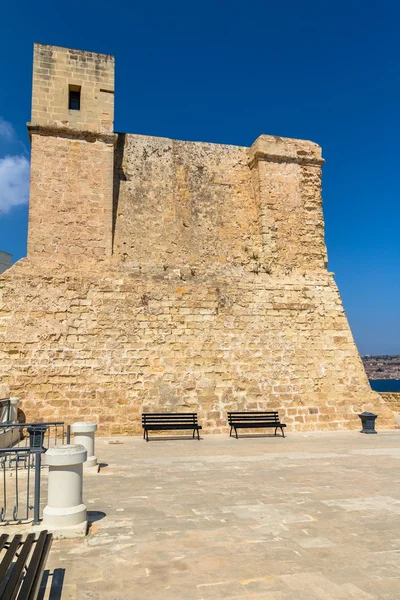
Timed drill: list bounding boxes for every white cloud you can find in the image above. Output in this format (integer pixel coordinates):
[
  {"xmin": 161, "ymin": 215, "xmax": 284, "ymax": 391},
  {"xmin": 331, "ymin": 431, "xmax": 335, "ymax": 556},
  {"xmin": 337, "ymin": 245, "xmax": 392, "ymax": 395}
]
[
  {"xmin": 0, "ymin": 118, "xmax": 15, "ymax": 142},
  {"xmin": 0, "ymin": 155, "xmax": 30, "ymax": 214}
]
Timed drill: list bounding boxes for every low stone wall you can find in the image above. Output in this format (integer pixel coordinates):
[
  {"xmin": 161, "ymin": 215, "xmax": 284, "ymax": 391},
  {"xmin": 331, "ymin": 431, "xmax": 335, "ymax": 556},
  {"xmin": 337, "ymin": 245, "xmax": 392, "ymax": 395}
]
[{"xmin": 379, "ymin": 392, "xmax": 400, "ymax": 413}]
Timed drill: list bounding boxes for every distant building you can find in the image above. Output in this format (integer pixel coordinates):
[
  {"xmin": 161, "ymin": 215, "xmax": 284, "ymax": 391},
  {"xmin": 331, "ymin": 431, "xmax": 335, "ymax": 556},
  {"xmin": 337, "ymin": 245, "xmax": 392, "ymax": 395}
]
[{"xmin": 0, "ymin": 251, "xmax": 12, "ymax": 274}]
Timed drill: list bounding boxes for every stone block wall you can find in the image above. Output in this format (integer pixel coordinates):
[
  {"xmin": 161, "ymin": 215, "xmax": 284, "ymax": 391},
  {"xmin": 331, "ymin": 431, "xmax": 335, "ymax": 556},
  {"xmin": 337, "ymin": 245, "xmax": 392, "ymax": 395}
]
[
  {"xmin": 28, "ymin": 44, "xmax": 115, "ymax": 261},
  {"xmin": 27, "ymin": 132, "xmax": 114, "ymax": 260},
  {"xmin": 250, "ymin": 136, "xmax": 327, "ymax": 272},
  {"xmin": 113, "ymin": 135, "xmax": 259, "ymax": 269},
  {"xmin": 379, "ymin": 393, "xmax": 400, "ymax": 413},
  {"xmin": 31, "ymin": 44, "xmax": 114, "ymax": 133},
  {"xmin": 0, "ymin": 261, "xmax": 395, "ymax": 434},
  {"xmin": 112, "ymin": 133, "xmax": 327, "ymax": 276}
]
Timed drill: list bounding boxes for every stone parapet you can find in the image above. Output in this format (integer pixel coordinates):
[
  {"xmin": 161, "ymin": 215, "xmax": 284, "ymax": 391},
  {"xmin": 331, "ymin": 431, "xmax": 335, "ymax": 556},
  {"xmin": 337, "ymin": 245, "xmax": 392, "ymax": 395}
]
[
  {"xmin": 249, "ymin": 134, "xmax": 325, "ymax": 168},
  {"xmin": 27, "ymin": 123, "xmax": 117, "ymax": 145}
]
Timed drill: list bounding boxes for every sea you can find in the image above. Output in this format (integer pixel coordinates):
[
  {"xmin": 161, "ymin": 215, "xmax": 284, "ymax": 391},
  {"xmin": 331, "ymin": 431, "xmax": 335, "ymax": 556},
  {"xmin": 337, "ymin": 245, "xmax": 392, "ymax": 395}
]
[{"xmin": 369, "ymin": 380, "xmax": 400, "ymax": 393}]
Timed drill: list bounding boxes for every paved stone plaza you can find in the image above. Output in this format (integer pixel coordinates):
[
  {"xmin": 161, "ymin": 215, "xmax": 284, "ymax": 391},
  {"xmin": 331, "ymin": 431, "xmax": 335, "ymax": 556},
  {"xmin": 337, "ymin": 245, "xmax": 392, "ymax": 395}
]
[{"xmin": 44, "ymin": 431, "xmax": 400, "ymax": 599}]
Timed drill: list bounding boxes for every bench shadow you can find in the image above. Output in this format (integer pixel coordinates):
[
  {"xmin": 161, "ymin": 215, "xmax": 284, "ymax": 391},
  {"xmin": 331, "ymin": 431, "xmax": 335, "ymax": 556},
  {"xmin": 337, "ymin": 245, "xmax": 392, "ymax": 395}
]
[{"xmin": 38, "ymin": 568, "xmax": 65, "ymax": 600}]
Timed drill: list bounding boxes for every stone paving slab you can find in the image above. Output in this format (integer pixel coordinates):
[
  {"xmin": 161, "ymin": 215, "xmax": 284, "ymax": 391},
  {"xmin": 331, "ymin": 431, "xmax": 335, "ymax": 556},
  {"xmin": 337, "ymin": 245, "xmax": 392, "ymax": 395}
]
[{"xmin": 38, "ymin": 431, "xmax": 400, "ymax": 599}]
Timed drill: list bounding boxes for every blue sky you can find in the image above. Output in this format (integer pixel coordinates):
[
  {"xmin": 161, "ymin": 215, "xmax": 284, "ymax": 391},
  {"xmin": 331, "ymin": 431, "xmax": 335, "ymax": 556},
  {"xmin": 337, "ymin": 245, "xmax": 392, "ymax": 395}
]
[{"xmin": 0, "ymin": 0, "xmax": 399, "ymax": 355}]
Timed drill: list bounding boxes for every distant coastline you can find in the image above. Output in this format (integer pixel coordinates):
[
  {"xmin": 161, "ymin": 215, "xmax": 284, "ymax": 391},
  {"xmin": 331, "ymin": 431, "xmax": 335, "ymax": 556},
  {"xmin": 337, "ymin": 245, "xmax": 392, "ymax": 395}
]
[{"xmin": 362, "ymin": 355, "xmax": 400, "ymax": 380}]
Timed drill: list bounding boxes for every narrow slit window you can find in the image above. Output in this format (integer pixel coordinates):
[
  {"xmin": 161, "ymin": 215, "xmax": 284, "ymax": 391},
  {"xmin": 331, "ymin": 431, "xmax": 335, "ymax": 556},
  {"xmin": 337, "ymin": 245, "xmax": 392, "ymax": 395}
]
[{"xmin": 69, "ymin": 85, "xmax": 81, "ymax": 110}]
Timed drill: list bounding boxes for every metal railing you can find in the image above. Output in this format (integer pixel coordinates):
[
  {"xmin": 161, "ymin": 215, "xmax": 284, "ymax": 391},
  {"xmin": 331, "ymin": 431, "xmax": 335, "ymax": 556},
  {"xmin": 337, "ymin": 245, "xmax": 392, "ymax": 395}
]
[
  {"xmin": 0, "ymin": 421, "xmax": 69, "ymax": 451},
  {"xmin": 0, "ymin": 447, "xmax": 43, "ymax": 524},
  {"xmin": 0, "ymin": 421, "xmax": 70, "ymax": 525}
]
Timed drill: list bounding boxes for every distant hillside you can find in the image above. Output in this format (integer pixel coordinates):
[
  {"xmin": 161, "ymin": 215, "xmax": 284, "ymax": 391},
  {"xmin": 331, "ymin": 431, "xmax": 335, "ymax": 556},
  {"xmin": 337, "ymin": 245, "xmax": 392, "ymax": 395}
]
[{"xmin": 362, "ymin": 355, "xmax": 400, "ymax": 380}]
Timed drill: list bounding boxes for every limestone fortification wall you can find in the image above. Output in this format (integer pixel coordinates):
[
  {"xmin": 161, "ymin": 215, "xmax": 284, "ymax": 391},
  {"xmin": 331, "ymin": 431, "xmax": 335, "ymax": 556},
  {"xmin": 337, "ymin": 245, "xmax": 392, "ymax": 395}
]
[
  {"xmin": 0, "ymin": 262, "xmax": 395, "ymax": 434},
  {"xmin": 113, "ymin": 133, "xmax": 327, "ymax": 274},
  {"xmin": 0, "ymin": 43, "xmax": 395, "ymax": 434}
]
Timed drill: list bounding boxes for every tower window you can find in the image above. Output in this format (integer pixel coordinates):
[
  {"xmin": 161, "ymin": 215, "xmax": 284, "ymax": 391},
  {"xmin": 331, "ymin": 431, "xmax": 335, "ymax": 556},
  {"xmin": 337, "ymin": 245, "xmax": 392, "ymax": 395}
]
[{"xmin": 69, "ymin": 85, "xmax": 81, "ymax": 110}]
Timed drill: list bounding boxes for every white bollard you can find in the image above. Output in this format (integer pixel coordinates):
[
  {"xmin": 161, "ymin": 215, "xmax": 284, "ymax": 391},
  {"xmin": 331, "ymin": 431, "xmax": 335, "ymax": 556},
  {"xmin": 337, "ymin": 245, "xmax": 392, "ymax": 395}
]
[
  {"xmin": 71, "ymin": 421, "xmax": 98, "ymax": 468},
  {"xmin": 43, "ymin": 444, "xmax": 87, "ymax": 536},
  {"xmin": 9, "ymin": 397, "xmax": 19, "ymax": 423},
  {"xmin": 0, "ymin": 398, "xmax": 20, "ymax": 447}
]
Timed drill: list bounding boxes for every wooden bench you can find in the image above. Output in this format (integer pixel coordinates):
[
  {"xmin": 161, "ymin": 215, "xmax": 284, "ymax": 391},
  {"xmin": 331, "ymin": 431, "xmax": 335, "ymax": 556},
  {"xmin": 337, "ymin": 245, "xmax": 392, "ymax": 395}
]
[
  {"xmin": 142, "ymin": 413, "xmax": 202, "ymax": 441},
  {"xmin": 227, "ymin": 411, "xmax": 286, "ymax": 438},
  {"xmin": 0, "ymin": 531, "xmax": 53, "ymax": 600}
]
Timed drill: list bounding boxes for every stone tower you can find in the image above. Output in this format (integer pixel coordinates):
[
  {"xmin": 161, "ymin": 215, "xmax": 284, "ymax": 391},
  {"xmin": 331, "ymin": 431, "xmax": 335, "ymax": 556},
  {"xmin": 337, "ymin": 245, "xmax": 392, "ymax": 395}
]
[
  {"xmin": 27, "ymin": 44, "xmax": 115, "ymax": 261},
  {"xmin": 0, "ymin": 43, "xmax": 394, "ymax": 434}
]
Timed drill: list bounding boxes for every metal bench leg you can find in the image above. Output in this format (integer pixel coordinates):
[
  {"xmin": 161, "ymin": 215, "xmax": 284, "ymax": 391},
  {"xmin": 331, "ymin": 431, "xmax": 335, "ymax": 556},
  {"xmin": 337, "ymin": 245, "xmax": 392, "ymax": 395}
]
[
  {"xmin": 274, "ymin": 427, "xmax": 278, "ymax": 436},
  {"xmin": 197, "ymin": 428, "xmax": 200, "ymax": 441},
  {"xmin": 146, "ymin": 430, "xmax": 149, "ymax": 442},
  {"xmin": 281, "ymin": 427, "xmax": 285, "ymax": 438},
  {"xmin": 235, "ymin": 428, "xmax": 238, "ymax": 439},
  {"xmin": 143, "ymin": 429, "xmax": 146, "ymax": 440},
  {"xmin": 192, "ymin": 429, "xmax": 195, "ymax": 439},
  {"xmin": 229, "ymin": 426, "xmax": 232, "ymax": 437}
]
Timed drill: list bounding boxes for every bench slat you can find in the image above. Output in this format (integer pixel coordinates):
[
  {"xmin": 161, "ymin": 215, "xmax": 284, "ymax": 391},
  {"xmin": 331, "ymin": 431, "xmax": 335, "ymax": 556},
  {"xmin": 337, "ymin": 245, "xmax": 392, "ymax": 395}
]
[
  {"xmin": 145, "ymin": 425, "xmax": 202, "ymax": 430},
  {"xmin": 142, "ymin": 413, "xmax": 198, "ymax": 417},
  {"xmin": 0, "ymin": 534, "xmax": 9, "ymax": 554},
  {"xmin": 2, "ymin": 533, "xmax": 36, "ymax": 600},
  {"xmin": 228, "ymin": 415, "xmax": 278, "ymax": 421},
  {"xmin": 142, "ymin": 418, "xmax": 198, "ymax": 421},
  {"xmin": 0, "ymin": 533, "xmax": 53, "ymax": 600},
  {"xmin": 229, "ymin": 413, "xmax": 278, "ymax": 419},
  {"xmin": 227, "ymin": 411, "xmax": 279, "ymax": 413},
  {"xmin": 229, "ymin": 422, "xmax": 286, "ymax": 427},
  {"xmin": 143, "ymin": 419, "xmax": 198, "ymax": 422},
  {"xmin": 0, "ymin": 535, "xmax": 23, "ymax": 586},
  {"xmin": 143, "ymin": 422, "xmax": 199, "ymax": 426},
  {"xmin": 21, "ymin": 531, "xmax": 52, "ymax": 600},
  {"xmin": 228, "ymin": 418, "xmax": 280, "ymax": 422}
]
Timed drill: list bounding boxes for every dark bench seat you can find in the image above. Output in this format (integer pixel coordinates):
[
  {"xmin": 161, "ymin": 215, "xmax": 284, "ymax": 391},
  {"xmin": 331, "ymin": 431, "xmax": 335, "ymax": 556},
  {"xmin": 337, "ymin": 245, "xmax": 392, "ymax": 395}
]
[
  {"xmin": 142, "ymin": 413, "xmax": 202, "ymax": 441},
  {"xmin": 227, "ymin": 411, "xmax": 286, "ymax": 438},
  {"xmin": 0, "ymin": 531, "xmax": 53, "ymax": 600}
]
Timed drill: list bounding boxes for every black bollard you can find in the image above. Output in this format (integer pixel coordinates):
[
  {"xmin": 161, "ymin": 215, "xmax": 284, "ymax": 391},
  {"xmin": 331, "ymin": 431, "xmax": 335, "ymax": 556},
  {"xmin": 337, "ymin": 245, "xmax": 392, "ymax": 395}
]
[{"xmin": 358, "ymin": 412, "xmax": 378, "ymax": 434}]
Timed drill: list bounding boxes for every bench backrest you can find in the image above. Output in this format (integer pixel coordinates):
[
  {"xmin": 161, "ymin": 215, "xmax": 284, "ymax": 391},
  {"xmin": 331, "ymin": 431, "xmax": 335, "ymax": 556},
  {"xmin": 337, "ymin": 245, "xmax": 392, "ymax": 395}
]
[
  {"xmin": 227, "ymin": 411, "xmax": 281, "ymax": 424},
  {"xmin": 0, "ymin": 531, "xmax": 52, "ymax": 599},
  {"xmin": 142, "ymin": 413, "xmax": 199, "ymax": 426}
]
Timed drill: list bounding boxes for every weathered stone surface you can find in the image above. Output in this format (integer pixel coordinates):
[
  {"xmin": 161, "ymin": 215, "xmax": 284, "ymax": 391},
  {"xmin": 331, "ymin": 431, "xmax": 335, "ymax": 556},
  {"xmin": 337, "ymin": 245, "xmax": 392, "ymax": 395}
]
[
  {"xmin": 31, "ymin": 43, "xmax": 114, "ymax": 133},
  {"xmin": 0, "ymin": 261, "xmax": 394, "ymax": 434},
  {"xmin": 25, "ymin": 432, "xmax": 400, "ymax": 599},
  {"xmin": 0, "ymin": 43, "xmax": 395, "ymax": 433},
  {"xmin": 28, "ymin": 132, "xmax": 114, "ymax": 260},
  {"xmin": 379, "ymin": 393, "xmax": 400, "ymax": 426},
  {"xmin": 0, "ymin": 383, "xmax": 10, "ymax": 398}
]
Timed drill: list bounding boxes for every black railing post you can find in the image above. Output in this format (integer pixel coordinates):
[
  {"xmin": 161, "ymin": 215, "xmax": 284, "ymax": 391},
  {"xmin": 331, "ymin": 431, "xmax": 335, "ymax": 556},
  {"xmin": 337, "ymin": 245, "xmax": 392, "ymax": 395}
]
[
  {"xmin": 33, "ymin": 450, "xmax": 42, "ymax": 525},
  {"xmin": 66, "ymin": 425, "xmax": 71, "ymax": 444}
]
